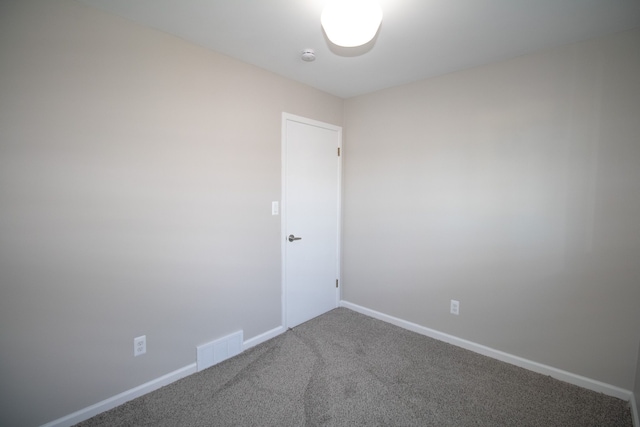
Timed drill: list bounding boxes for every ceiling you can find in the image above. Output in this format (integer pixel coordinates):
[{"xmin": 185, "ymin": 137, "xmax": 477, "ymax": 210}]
[{"xmin": 79, "ymin": 0, "xmax": 640, "ymax": 99}]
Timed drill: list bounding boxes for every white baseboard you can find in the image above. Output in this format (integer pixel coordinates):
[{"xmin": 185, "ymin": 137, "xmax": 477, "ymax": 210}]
[
  {"xmin": 340, "ymin": 300, "xmax": 633, "ymax": 401},
  {"xmin": 243, "ymin": 325, "xmax": 286, "ymax": 350},
  {"xmin": 41, "ymin": 363, "xmax": 197, "ymax": 427},
  {"xmin": 42, "ymin": 325, "xmax": 287, "ymax": 427},
  {"xmin": 632, "ymin": 394, "xmax": 639, "ymax": 427}
]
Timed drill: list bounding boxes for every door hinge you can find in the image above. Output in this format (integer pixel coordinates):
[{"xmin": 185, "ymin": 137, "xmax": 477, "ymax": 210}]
[
  {"xmin": 336, "ymin": 279, "xmax": 339, "ymax": 288},
  {"xmin": 337, "ymin": 147, "xmax": 341, "ymax": 156}
]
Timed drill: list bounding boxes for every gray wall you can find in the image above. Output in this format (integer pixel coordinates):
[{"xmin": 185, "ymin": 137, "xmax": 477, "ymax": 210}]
[
  {"xmin": 343, "ymin": 28, "xmax": 640, "ymax": 391},
  {"xmin": 636, "ymin": 341, "xmax": 640, "ymax": 415},
  {"xmin": 0, "ymin": 1, "xmax": 342, "ymax": 426}
]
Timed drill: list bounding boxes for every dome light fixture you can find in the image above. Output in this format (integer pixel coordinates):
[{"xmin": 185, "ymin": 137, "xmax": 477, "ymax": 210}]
[{"xmin": 321, "ymin": 0, "xmax": 383, "ymax": 48}]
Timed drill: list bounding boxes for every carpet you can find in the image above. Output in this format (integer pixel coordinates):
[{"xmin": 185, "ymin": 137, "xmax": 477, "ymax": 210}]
[{"xmin": 75, "ymin": 307, "xmax": 633, "ymax": 426}]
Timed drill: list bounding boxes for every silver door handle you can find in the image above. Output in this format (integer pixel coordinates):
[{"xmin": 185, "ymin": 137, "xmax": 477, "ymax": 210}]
[{"xmin": 288, "ymin": 234, "xmax": 302, "ymax": 242}]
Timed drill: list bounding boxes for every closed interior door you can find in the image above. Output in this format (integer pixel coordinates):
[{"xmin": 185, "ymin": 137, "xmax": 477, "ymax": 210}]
[{"xmin": 282, "ymin": 113, "xmax": 341, "ymax": 328}]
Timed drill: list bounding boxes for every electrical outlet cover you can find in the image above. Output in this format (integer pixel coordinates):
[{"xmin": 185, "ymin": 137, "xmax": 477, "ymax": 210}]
[
  {"xmin": 134, "ymin": 335, "xmax": 146, "ymax": 356},
  {"xmin": 450, "ymin": 300, "xmax": 460, "ymax": 315}
]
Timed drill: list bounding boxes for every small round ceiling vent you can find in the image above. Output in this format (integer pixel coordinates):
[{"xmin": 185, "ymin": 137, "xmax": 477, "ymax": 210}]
[{"xmin": 301, "ymin": 49, "xmax": 316, "ymax": 62}]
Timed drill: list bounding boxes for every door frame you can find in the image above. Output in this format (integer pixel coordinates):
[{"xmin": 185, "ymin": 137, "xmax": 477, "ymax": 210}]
[{"xmin": 281, "ymin": 112, "xmax": 342, "ymax": 328}]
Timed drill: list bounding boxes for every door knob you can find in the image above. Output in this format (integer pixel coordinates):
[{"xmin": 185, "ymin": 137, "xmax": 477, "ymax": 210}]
[{"xmin": 288, "ymin": 234, "xmax": 302, "ymax": 242}]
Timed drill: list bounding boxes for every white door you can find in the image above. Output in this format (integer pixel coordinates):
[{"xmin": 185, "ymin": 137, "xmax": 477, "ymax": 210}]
[{"xmin": 282, "ymin": 113, "xmax": 341, "ymax": 328}]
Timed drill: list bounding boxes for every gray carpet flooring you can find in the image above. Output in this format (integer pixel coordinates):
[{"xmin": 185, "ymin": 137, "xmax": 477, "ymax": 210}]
[{"xmin": 76, "ymin": 308, "xmax": 633, "ymax": 426}]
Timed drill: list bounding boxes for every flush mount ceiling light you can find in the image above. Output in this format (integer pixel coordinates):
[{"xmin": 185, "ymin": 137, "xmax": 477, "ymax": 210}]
[{"xmin": 321, "ymin": 0, "xmax": 383, "ymax": 48}]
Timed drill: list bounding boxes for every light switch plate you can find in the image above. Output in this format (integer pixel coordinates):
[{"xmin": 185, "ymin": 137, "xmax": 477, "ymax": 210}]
[{"xmin": 272, "ymin": 201, "xmax": 279, "ymax": 215}]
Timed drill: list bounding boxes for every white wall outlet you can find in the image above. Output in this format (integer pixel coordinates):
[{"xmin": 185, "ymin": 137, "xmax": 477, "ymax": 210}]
[
  {"xmin": 134, "ymin": 335, "xmax": 146, "ymax": 356},
  {"xmin": 450, "ymin": 300, "xmax": 460, "ymax": 315}
]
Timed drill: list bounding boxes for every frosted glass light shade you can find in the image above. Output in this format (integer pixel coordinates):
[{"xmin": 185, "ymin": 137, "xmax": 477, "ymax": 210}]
[{"xmin": 321, "ymin": 0, "xmax": 383, "ymax": 47}]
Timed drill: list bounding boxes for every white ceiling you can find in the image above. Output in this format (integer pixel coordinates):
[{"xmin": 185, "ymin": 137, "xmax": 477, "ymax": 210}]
[{"xmin": 79, "ymin": 0, "xmax": 640, "ymax": 99}]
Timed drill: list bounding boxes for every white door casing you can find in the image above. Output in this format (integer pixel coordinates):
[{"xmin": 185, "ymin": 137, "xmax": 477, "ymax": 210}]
[{"xmin": 281, "ymin": 113, "xmax": 342, "ymax": 328}]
